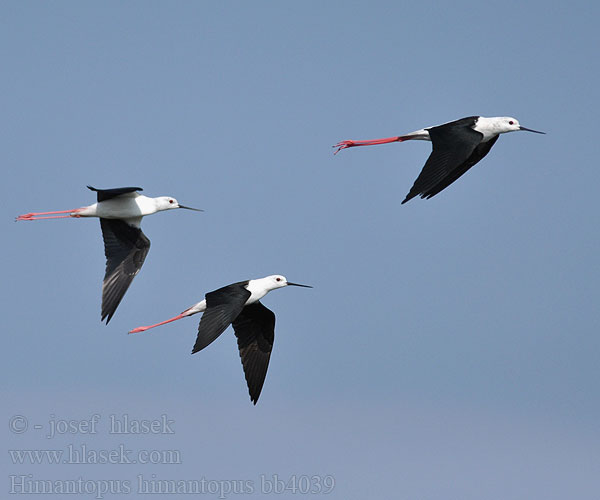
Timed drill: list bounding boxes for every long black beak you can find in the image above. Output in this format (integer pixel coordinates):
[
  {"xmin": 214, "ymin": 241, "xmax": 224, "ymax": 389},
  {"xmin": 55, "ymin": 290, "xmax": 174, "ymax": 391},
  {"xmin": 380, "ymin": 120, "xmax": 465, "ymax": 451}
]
[
  {"xmin": 178, "ymin": 204, "xmax": 204, "ymax": 211},
  {"xmin": 519, "ymin": 126, "xmax": 545, "ymax": 134},
  {"xmin": 287, "ymin": 282, "xmax": 312, "ymax": 288}
]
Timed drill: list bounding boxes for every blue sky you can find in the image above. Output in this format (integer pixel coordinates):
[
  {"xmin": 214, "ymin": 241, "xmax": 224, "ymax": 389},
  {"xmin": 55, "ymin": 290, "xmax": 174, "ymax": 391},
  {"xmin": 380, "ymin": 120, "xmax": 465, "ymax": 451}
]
[{"xmin": 2, "ymin": 2, "xmax": 599, "ymax": 499}]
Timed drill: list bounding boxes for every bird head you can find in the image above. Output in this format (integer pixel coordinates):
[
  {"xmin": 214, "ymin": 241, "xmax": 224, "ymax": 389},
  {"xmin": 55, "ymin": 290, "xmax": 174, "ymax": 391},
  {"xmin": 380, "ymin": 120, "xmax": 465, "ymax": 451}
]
[
  {"xmin": 155, "ymin": 196, "xmax": 203, "ymax": 212},
  {"xmin": 496, "ymin": 117, "xmax": 545, "ymax": 135},
  {"xmin": 264, "ymin": 275, "xmax": 312, "ymax": 291}
]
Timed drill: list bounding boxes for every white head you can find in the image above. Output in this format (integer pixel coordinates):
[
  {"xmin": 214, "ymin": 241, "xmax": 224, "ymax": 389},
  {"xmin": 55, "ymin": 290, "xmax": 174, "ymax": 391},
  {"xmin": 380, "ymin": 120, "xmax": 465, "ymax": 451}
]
[
  {"xmin": 490, "ymin": 117, "xmax": 545, "ymax": 135},
  {"xmin": 262, "ymin": 275, "xmax": 312, "ymax": 291},
  {"xmin": 496, "ymin": 117, "xmax": 522, "ymax": 133},
  {"xmin": 155, "ymin": 196, "xmax": 203, "ymax": 212}
]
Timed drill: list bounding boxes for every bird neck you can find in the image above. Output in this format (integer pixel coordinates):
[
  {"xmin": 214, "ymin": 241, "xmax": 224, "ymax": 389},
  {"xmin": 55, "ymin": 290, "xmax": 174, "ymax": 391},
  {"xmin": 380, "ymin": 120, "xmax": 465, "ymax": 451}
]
[
  {"xmin": 136, "ymin": 196, "xmax": 162, "ymax": 215},
  {"xmin": 473, "ymin": 117, "xmax": 508, "ymax": 141},
  {"xmin": 245, "ymin": 279, "xmax": 271, "ymax": 304}
]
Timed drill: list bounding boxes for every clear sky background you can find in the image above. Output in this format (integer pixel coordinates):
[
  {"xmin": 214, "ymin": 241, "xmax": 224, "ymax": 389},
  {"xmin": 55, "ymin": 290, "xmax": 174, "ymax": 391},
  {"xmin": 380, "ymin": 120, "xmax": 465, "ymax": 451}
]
[{"xmin": 2, "ymin": 1, "xmax": 599, "ymax": 499}]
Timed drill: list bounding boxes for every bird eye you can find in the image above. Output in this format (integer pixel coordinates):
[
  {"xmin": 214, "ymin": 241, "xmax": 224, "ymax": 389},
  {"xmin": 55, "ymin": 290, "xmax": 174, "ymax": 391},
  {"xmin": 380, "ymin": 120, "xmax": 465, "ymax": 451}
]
[
  {"xmin": 169, "ymin": 199, "xmax": 174, "ymax": 204},
  {"xmin": 276, "ymin": 277, "xmax": 281, "ymax": 282},
  {"xmin": 509, "ymin": 121, "xmax": 514, "ymax": 125}
]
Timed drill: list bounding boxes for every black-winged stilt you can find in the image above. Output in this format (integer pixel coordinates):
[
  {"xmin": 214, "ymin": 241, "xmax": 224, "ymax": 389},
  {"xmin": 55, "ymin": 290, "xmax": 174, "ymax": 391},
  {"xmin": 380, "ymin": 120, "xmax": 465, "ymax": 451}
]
[
  {"xmin": 334, "ymin": 116, "xmax": 545, "ymax": 203},
  {"xmin": 16, "ymin": 186, "xmax": 201, "ymax": 324},
  {"xmin": 129, "ymin": 275, "xmax": 312, "ymax": 404}
]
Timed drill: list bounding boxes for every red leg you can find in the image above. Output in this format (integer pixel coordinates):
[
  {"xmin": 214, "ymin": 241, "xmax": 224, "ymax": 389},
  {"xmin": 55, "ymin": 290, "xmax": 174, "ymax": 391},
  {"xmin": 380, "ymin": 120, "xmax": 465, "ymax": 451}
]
[
  {"xmin": 16, "ymin": 208, "xmax": 83, "ymax": 221},
  {"xmin": 333, "ymin": 135, "xmax": 411, "ymax": 154},
  {"xmin": 129, "ymin": 312, "xmax": 188, "ymax": 334}
]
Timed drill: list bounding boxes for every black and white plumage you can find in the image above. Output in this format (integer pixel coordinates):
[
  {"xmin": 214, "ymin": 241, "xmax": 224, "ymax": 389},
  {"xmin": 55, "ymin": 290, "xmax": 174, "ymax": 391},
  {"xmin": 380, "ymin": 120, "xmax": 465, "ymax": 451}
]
[
  {"xmin": 334, "ymin": 116, "xmax": 545, "ymax": 203},
  {"xmin": 129, "ymin": 275, "xmax": 312, "ymax": 404},
  {"xmin": 99, "ymin": 216, "xmax": 151, "ymax": 324},
  {"xmin": 232, "ymin": 302, "xmax": 275, "ymax": 404},
  {"xmin": 16, "ymin": 185, "xmax": 201, "ymax": 323}
]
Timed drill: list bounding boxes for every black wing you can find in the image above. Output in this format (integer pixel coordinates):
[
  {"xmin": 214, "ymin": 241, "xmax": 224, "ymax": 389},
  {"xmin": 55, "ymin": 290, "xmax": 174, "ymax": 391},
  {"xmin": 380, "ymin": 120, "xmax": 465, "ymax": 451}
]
[
  {"xmin": 421, "ymin": 136, "xmax": 499, "ymax": 200},
  {"xmin": 232, "ymin": 302, "xmax": 275, "ymax": 405},
  {"xmin": 88, "ymin": 186, "xmax": 143, "ymax": 202},
  {"xmin": 401, "ymin": 117, "xmax": 484, "ymax": 203},
  {"xmin": 192, "ymin": 282, "xmax": 251, "ymax": 354},
  {"xmin": 100, "ymin": 218, "xmax": 150, "ymax": 324}
]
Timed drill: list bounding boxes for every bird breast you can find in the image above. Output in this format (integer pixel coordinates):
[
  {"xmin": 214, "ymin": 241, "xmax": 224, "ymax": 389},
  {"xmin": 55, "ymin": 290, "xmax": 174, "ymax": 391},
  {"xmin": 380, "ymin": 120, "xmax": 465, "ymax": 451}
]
[
  {"xmin": 245, "ymin": 280, "xmax": 270, "ymax": 305},
  {"xmin": 473, "ymin": 117, "xmax": 503, "ymax": 142}
]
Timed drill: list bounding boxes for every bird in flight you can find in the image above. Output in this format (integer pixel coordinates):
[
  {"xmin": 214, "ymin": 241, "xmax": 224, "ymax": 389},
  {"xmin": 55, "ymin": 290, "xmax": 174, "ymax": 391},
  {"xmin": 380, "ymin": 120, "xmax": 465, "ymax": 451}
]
[
  {"xmin": 129, "ymin": 275, "xmax": 312, "ymax": 404},
  {"xmin": 334, "ymin": 116, "xmax": 545, "ymax": 203},
  {"xmin": 16, "ymin": 185, "xmax": 201, "ymax": 323}
]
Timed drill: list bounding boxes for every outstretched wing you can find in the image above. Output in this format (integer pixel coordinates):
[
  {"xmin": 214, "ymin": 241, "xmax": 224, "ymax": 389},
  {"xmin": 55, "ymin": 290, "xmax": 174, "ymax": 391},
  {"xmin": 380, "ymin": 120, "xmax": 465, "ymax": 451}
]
[
  {"xmin": 421, "ymin": 136, "xmax": 499, "ymax": 200},
  {"xmin": 402, "ymin": 117, "xmax": 484, "ymax": 203},
  {"xmin": 100, "ymin": 218, "xmax": 150, "ymax": 324},
  {"xmin": 192, "ymin": 282, "xmax": 251, "ymax": 354},
  {"xmin": 232, "ymin": 301, "xmax": 275, "ymax": 405},
  {"xmin": 88, "ymin": 186, "xmax": 143, "ymax": 202}
]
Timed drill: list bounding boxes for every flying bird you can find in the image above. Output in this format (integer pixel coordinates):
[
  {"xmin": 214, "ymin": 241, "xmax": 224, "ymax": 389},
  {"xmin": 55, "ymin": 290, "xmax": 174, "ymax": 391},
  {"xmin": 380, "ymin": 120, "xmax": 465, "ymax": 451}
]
[
  {"xmin": 16, "ymin": 186, "xmax": 201, "ymax": 323},
  {"xmin": 334, "ymin": 116, "xmax": 545, "ymax": 203},
  {"xmin": 129, "ymin": 275, "xmax": 312, "ymax": 404}
]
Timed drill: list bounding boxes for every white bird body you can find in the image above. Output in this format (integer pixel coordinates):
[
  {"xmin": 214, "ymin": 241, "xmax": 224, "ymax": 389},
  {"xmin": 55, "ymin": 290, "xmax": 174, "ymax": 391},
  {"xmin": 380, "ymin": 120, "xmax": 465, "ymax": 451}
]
[{"xmin": 74, "ymin": 194, "xmax": 180, "ymax": 221}]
